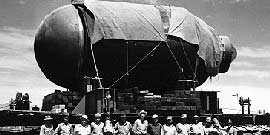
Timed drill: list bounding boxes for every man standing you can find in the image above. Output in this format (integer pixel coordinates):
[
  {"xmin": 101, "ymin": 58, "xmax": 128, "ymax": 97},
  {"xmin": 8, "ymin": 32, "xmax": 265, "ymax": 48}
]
[
  {"xmin": 161, "ymin": 116, "xmax": 176, "ymax": 135},
  {"xmin": 55, "ymin": 115, "xmax": 73, "ymax": 135},
  {"xmin": 74, "ymin": 115, "xmax": 91, "ymax": 135},
  {"xmin": 133, "ymin": 110, "xmax": 148, "ymax": 135},
  {"xmin": 148, "ymin": 114, "xmax": 162, "ymax": 135},
  {"xmin": 176, "ymin": 114, "xmax": 189, "ymax": 135},
  {"xmin": 115, "ymin": 114, "xmax": 132, "ymax": 135}
]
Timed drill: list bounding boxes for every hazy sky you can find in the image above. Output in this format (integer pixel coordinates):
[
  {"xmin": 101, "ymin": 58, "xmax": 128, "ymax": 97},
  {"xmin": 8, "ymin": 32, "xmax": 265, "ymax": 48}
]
[{"xmin": 0, "ymin": 0, "xmax": 269, "ymax": 114}]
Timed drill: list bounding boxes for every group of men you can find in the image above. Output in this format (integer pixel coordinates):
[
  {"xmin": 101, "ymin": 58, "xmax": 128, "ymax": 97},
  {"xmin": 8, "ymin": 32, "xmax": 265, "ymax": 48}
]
[
  {"xmin": 131, "ymin": 110, "xmax": 237, "ymax": 135},
  {"xmin": 157, "ymin": 114, "xmax": 237, "ymax": 135},
  {"xmin": 40, "ymin": 110, "xmax": 237, "ymax": 135}
]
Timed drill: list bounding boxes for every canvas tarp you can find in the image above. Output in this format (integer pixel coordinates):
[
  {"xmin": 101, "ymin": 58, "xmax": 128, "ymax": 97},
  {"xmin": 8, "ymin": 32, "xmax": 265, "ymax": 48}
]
[
  {"xmin": 84, "ymin": 1, "xmax": 166, "ymax": 43},
  {"xmin": 83, "ymin": 1, "xmax": 224, "ymax": 76},
  {"xmin": 164, "ymin": 6, "xmax": 223, "ymax": 75}
]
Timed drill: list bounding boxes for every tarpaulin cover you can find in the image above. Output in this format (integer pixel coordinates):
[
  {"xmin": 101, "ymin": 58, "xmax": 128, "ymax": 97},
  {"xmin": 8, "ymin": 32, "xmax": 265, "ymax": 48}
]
[
  {"xmin": 84, "ymin": 1, "xmax": 166, "ymax": 43},
  {"xmin": 165, "ymin": 6, "xmax": 222, "ymax": 75},
  {"xmin": 83, "ymin": 1, "xmax": 225, "ymax": 76}
]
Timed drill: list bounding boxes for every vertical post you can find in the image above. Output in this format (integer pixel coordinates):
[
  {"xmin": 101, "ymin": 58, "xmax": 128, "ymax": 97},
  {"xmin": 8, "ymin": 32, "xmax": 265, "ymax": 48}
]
[
  {"xmin": 242, "ymin": 105, "xmax": 245, "ymax": 114},
  {"xmin": 113, "ymin": 89, "xmax": 116, "ymax": 113},
  {"xmin": 253, "ymin": 115, "xmax": 256, "ymax": 125},
  {"xmin": 192, "ymin": 81, "xmax": 196, "ymax": 91},
  {"xmin": 217, "ymin": 98, "xmax": 219, "ymax": 113},
  {"xmin": 102, "ymin": 88, "xmax": 104, "ymax": 113},
  {"xmin": 105, "ymin": 90, "xmax": 111, "ymax": 113},
  {"xmin": 239, "ymin": 96, "xmax": 244, "ymax": 114},
  {"xmin": 206, "ymin": 96, "xmax": 210, "ymax": 111}
]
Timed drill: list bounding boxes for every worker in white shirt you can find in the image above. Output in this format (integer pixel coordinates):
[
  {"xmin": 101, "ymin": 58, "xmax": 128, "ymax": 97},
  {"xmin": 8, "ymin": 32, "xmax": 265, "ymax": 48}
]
[
  {"xmin": 104, "ymin": 113, "xmax": 115, "ymax": 135},
  {"xmin": 190, "ymin": 115, "xmax": 204, "ymax": 135},
  {"xmin": 212, "ymin": 118, "xmax": 223, "ymax": 135},
  {"xmin": 133, "ymin": 110, "xmax": 148, "ymax": 135},
  {"xmin": 203, "ymin": 117, "xmax": 214, "ymax": 135},
  {"xmin": 115, "ymin": 114, "xmax": 132, "ymax": 135},
  {"xmin": 91, "ymin": 113, "xmax": 105, "ymax": 135},
  {"xmin": 176, "ymin": 114, "xmax": 189, "ymax": 135},
  {"xmin": 55, "ymin": 115, "xmax": 73, "ymax": 135},
  {"xmin": 74, "ymin": 115, "xmax": 91, "ymax": 135},
  {"xmin": 40, "ymin": 115, "xmax": 54, "ymax": 135},
  {"xmin": 161, "ymin": 116, "xmax": 176, "ymax": 135}
]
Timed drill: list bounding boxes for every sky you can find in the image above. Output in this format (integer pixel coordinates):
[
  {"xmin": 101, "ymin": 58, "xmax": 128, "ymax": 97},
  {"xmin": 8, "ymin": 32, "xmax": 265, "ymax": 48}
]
[{"xmin": 0, "ymin": 0, "xmax": 269, "ymax": 114}]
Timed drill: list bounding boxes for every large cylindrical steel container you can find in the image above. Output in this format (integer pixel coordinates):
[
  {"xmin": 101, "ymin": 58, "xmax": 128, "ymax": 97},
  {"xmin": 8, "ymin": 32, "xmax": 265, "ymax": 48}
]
[{"xmin": 34, "ymin": 3, "xmax": 235, "ymax": 94}]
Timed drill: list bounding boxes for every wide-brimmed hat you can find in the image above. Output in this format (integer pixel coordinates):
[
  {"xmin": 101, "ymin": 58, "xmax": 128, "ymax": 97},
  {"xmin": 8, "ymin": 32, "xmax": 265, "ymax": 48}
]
[
  {"xmin": 181, "ymin": 114, "xmax": 187, "ymax": 118},
  {"xmin": 94, "ymin": 113, "xmax": 101, "ymax": 118},
  {"xmin": 193, "ymin": 115, "xmax": 199, "ymax": 118},
  {"xmin": 44, "ymin": 115, "xmax": 53, "ymax": 121},
  {"xmin": 152, "ymin": 114, "xmax": 158, "ymax": 119},
  {"xmin": 206, "ymin": 117, "xmax": 211, "ymax": 122},
  {"xmin": 166, "ymin": 116, "xmax": 173, "ymax": 120},
  {"xmin": 81, "ymin": 115, "xmax": 89, "ymax": 121},
  {"xmin": 138, "ymin": 110, "xmax": 147, "ymax": 115}
]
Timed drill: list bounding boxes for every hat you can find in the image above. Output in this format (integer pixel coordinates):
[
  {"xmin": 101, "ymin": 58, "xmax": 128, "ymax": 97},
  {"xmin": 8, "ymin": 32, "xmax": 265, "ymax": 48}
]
[
  {"xmin": 120, "ymin": 114, "xmax": 127, "ymax": 118},
  {"xmin": 193, "ymin": 115, "xmax": 199, "ymax": 118},
  {"xmin": 152, "ymin": 114, "xmax": 158, "ymax": 119},
  {"xmin": 138, "ymin": 110, "xmax": 147, "ymax": 115},
  {"xmin": 94, "ymin": 113, "xmax": 101, "ymax": 118},
  {"xmin": 166, "ymin": 116, "xmax": 173, "ymax": 120},
  {"xmin": 181, "ymin": 114, "xmax": 187, "ymax": 118},
  {"xmin": 206, "ymin": 117, "xmax": 211, "ymax": 122},
  {"xmin": 44, "ymin": 115, "xmax": 53, "ymax": 121},
  {"xmin": 81, "ymin": 115, "xmax": 89, "ymax": 121}
]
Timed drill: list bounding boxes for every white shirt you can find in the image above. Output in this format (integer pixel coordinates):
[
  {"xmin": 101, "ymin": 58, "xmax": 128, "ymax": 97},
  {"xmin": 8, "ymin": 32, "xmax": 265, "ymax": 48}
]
[
  {"xmin": 40, "ymin": 124, "xmax": 54, "ymax": 135},
  {"xmin": 115, "ymin": 121, "xmax": 132, "ymax": 135},
  {"xmin": 74, "ymin": 124, "xmax": 91, "ymax": 135},
  {"xmin": 190, "ymin": 122, "xmax": 204, "ymax": 135},
  {"xmin": 39, "ymin": 125, "xmax": 54, "ymax": 135},
  {"xmin": 204, "ymin": 126, "xmax": 217, "ymax": 135},
  {"xmin": 55, "ymin": 123, "xmax": 72, "ymax": 135},
  {"xmin": 104, "ymin": 120, "xmax": 115, "ymax": 133},
  {"xmin": 91, "ymin": 122, "xmax": 104, "ymax": 135},
  {"xmin": 161, "ymin": 124, "xmax": 176, "ymax": 135},
  {"xmin": 133, "ymin": 119, "xmax": 148, "ymax": 134},
  {"xmin": 176, "ymin": 123, "xmax": 189, "ymax": 135}
]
